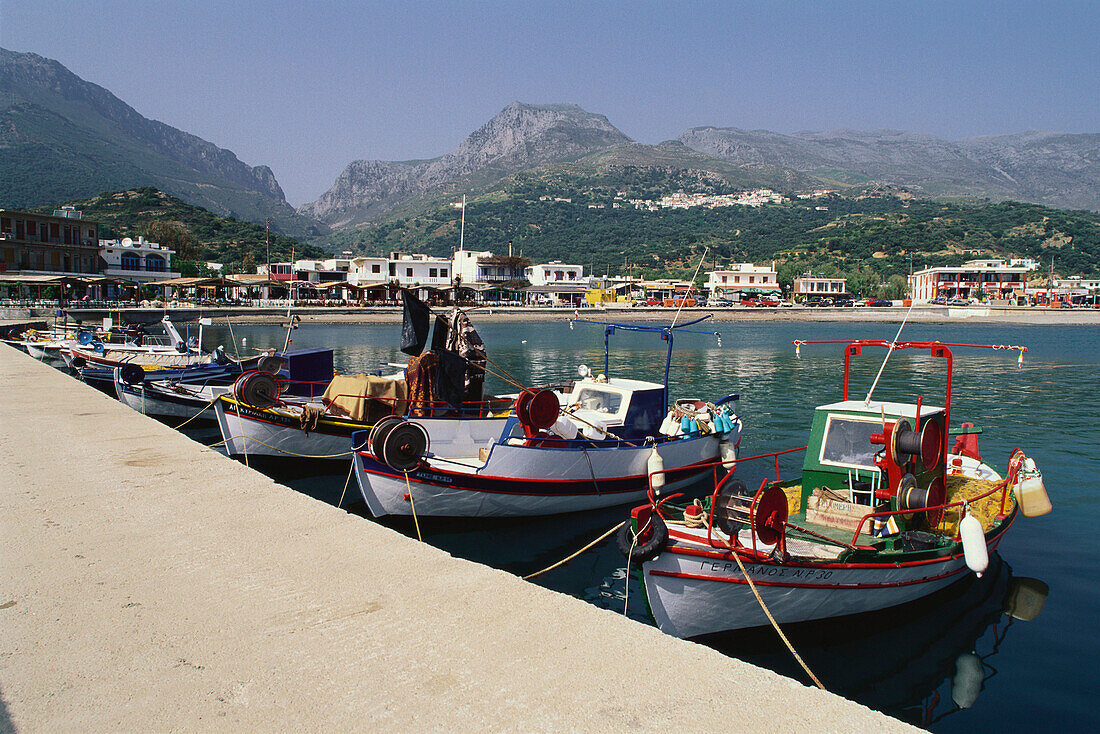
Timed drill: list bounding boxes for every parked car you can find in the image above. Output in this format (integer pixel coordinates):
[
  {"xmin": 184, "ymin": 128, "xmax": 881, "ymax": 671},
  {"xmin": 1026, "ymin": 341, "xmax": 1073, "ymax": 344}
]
[
  {"xmin": 867, "ymin": 298, "xmax": 893, "ymax": 307},
  {"xmin": 801, "ymin": 298, "xmax": 826, "ymax": 307},
  {"xmin": 740, "ymin": 297, "xmax": 760, "ymax": 307},
  {"xmin": 947, "ymin": 297, "xmax": 972, "ymax": 306},
  {"xmin": 757, "ymin": 295, "xmax": 781, "ymax": 307},
  {"xmin": 930, "ymin": 296, "xmax": 949, "ymax": 305},
  {"xmin": 834, "ymin": 299, "xmax": 855, "ymax": 307}
]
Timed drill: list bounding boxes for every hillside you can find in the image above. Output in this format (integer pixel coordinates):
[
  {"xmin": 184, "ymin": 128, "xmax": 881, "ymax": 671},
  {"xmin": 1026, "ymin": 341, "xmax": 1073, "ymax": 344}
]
[
  {"xmin": 677, "ymin": 127, "xmax": 1100, "ymax": 211},
  {"xmin": 36, "ymin": 188, "xmax": 325, "ymax": 274},
  {"xmin": 323, "ymin": 171, "xmax": 1100, "ymax": 287},
  {"xmin": 0, "ymin": 48, "xmax": 324, "ymax": 238}
]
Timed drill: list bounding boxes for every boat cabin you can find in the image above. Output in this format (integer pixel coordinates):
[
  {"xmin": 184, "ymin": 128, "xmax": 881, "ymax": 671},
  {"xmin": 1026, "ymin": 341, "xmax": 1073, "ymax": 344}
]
[
  {"xmin": 563, "ymin": 377, "xmax": 666, "ymax": 440},
  {"xmin": 799, "ymin": 399, "xmax": 948, "ymax": 533}
]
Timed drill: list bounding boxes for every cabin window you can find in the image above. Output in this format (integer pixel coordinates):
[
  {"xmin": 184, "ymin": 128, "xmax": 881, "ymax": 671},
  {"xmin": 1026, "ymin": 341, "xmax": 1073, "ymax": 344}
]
[
  {"xmin": 371, "ymin": 264, "xmax": 380, "ymax": 273},
  {"xmin": 575, "ymin": 388, "xmax": 622, "ymax": 414},
  {"xmin": 819, "ymin": 416, "xmax": 882, "ymax": 469}
]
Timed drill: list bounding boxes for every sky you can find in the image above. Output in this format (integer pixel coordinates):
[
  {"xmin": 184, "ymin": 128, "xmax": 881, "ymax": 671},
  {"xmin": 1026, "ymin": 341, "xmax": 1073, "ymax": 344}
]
[{"xmin": 2, "ymin": 1, "xmax": 1098, "ymax": 206}]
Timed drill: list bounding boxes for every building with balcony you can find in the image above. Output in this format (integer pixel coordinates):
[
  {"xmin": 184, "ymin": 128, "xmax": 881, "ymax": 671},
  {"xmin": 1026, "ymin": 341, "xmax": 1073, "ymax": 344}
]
[
  {"xmin": 99, "ymin": 236, "xmax": 180, "ymax": 282},
  {"xmin": 526, "ymin": 260, "xmax": 585, "ymax": 286},
  {"xmin": 793, "ymin": 274, "xmax": 847, "ymax": 299},
  {"xmin": 0, "ymin": 206, "xmax": 101, "ymax": 275},
  {"xmin": 705, "ymin": 263, "xmax": 779, "ymax": 297},
  {"xmin": 387, "ymin": 252, "xmax": 452, "ymax": 287},
  {"xmin": 908, "ymin": 259, "xmax": 1029, "ymax": 303}
]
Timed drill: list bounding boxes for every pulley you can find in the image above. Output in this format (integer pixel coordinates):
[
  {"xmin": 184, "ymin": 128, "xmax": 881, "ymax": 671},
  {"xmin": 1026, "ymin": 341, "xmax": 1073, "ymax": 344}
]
[
  {"xmin": 712, "ymin": 478, "xmax": 788, "ymax": 546},
  {"xmin": 380, "ymin": 421, "xmax": 429, "ymax": 472},
  {"xmin": 368, "ymin": 416, "xmax": 407, "ymax": 460},
  {"xmin": 119, "ymin": 363, "xmax": 145, "ymax": 386},
  {"xmin": 233, "ymin": 370, "xmax": 279, "ymax": 409},
  {"xmin": 896, "ymin": 473, "xmax": 947, "ymax": 527},
  {"xmin": 257, "ymin": 355, "xmax": 287, "ymax": 374},
  {"xmin": 889, "ymin": 418, "xmax": 943, "ymax": 469}
]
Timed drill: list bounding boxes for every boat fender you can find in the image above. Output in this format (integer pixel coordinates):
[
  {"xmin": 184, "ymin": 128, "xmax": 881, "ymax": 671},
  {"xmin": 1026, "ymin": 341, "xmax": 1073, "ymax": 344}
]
[
  {"xmin": 951, "ymin": 652, "xmax": 983, "ymax": 709},
  {"xmin": 680, "ymin": 416, "xmax": 694, "ymax": 435},
  {"xmin": 616, "ymin": 512, "xmax": 668, "ymax": 562},
  {"xmin": 719, "ymin": 436, "xmax": 737, "ymax": 469},
  {"xmin": 1011, "ymin": 452, "xmax": 1052, "ymax": 517},
  {"xmin": 960, "ymin": 507, "xmax": 989, "ymax": 577},
  {"xmin": 119, "ymin": 363, "xmax": 145, "ymax": 386},
  {"xmin": 658, "ymin": 409, "xmax": 678, "ymax": 436},
  {"xmin": 647, "ymin": 446, "xmax": 666, "ymax": 491}
]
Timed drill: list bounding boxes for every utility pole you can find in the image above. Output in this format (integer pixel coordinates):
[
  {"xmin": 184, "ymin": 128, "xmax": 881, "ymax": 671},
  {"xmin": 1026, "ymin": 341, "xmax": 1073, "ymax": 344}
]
[{"xmin": 265, "ymin": 218, "xmax": 271, "ymax": 276}]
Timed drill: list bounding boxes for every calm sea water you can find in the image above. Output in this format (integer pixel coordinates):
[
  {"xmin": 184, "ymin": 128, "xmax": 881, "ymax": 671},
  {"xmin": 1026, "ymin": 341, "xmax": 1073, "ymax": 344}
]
[{"xmin": 188, "ymin": 317, "xmax": 1098, "ymax": 730}]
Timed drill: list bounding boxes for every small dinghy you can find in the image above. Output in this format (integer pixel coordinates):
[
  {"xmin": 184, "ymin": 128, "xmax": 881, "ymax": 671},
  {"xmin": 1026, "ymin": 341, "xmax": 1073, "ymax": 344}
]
[{"xmin": 620, "ymin": 338, "xmax": 1052, "ymax": 639}]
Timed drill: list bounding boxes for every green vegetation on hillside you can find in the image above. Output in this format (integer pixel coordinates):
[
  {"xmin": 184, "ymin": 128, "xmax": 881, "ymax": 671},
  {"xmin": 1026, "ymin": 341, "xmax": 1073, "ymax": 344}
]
[
  {"xmin": 323, "ymin": 169, "xmax": 1100, "ymax": 293},
  {"xmin": 34, "ymin": 187, "xmax": 324, "ymax": 275}
]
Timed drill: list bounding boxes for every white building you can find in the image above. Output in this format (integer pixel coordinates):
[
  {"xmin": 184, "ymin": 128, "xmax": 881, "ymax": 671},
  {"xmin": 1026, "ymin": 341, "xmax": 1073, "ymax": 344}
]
[
  {"xmin": 908, "ymin": 259, "xmax": 1028, "ymax": 303},
  {"xmin": 526, "ymin": 260, "xmax": 585, "ymax": 286},
  {"xmin": 452, "ymin": 248, "xmax": 493, "ymax": 284},
  {"xmin": 347, "ymin": 256, "xmax": 389, "ymax": 285},
  {"xmin": 793, "ymin": 274, "xmax": 847, "ymax": 298},
  {"xmin": 1010, "ymin": 258, "xmax": 1041, "ymax": 271},
  {"xmin": 705, "ymin": 263, "xmax": 779, "ymax": 296},
  {"xmin": 99, "ymin": 236, "xmax": 180, "ymax": 282},
  {"xmin": 387, "ymin": 252, "xmax": 451, "ymax": 287}
]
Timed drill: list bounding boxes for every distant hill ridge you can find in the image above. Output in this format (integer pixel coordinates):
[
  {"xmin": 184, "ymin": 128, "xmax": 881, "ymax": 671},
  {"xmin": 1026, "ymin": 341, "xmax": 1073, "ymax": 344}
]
[
  {"xmin": 298, "ymin": 102, "xmax": 632, "ymax": 226},
  {"xmin": 676, "ymin": 126, "xmax": 1100, "ymax": 211},
  {"xmin": 0, "ymin": 47, "xmax": 320, "ymax": 237}
]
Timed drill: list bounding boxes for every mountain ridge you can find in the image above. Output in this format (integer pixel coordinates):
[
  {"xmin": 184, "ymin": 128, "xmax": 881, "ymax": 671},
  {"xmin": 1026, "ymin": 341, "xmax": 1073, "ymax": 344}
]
[{"xmin": 0, "ymin": 47, "xmax": 321, "ymax": 237}]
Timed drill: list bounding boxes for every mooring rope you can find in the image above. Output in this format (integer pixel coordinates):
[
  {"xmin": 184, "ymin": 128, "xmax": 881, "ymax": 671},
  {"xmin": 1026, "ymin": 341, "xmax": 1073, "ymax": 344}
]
[
  {"xmin": 729, "ymin": 549, "xmax": 826, "ymax": 690},
  {"xmin": 404, "ymin": 470, "xmax": 422, "ymax": 542},
  {"xmin": 522, "ymin": 521, "xmax": 625, "ymax": 581}
]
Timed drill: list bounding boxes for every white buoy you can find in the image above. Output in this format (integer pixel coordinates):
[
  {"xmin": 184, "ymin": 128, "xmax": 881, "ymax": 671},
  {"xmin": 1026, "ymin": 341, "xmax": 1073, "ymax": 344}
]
[
  {"xmin": 951, "ymin": 652, "xmax": 983, "ymax": 709},
  {"xmin": 960, "ymin": 507, "xmax": 989, "ymax": 577},
  {"xmin": 241, "ymin": 337, "xmax": 247, "ymax": 345},
  {"xmin": 648, "ymin": 447, "xmax": 666, "ymax": 492},
  {"xmin": 719, "ymin": 436, "xmax": 737, "ymax": 469},
  {"xmin": 658, "ymin": 409, "xmax": 678, "ymax": 436}
]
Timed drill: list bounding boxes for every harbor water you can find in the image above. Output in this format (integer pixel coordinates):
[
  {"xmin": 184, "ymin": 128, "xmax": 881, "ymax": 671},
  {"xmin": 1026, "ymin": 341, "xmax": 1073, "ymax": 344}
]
[{"xmin": 180, "ymin": 317, "xmax": 1096, "ymax": 730}]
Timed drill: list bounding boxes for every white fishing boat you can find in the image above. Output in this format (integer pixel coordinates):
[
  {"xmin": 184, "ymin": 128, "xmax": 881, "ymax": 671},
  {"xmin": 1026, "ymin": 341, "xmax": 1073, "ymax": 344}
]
[
  {"xmin": 620, "ymin": 338, "xmax": 1052, "ymax": 639},
  {"xmin": 350, "ymin": 316, "xmax": 743, "ymax": 518}
]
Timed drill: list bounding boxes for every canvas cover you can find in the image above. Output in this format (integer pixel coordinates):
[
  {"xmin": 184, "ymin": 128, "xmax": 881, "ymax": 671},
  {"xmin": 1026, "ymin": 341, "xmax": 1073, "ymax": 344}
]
[{"xmin": 322, "ymin": 374, "xmax": 408, "ymax": 423}]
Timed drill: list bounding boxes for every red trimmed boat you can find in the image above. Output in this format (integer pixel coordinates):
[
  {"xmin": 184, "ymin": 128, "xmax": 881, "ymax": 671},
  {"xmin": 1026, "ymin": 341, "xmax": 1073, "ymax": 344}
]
[{"xmin": 620, "ymin": 339, "xmax": 1052, "ymax": 639}]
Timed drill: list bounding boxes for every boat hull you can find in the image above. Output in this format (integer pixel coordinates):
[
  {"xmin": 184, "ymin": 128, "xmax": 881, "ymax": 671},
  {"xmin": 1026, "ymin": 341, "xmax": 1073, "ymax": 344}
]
[
  {"xmin": 354, "ymin": 432, "xmax": 725, "ymax": 518},
  {"xmin": 115, "ymin": 375, "xmax": 220, "ymax": 421},
  {"xmin": 640, "ymin": 509, "xmax": 1015, "ymax": 638}
]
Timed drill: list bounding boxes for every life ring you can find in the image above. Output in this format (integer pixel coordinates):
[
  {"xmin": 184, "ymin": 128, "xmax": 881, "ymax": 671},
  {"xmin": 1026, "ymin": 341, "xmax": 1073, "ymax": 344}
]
[{"xmin": 616, "ymin": 512, "xmax": 668, "ymax": 562}]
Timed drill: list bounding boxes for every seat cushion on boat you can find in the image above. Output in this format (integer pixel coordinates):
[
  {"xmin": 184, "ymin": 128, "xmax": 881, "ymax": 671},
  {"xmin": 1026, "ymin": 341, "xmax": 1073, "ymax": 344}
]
[{"xmin": 322, "ymin": 374, "xmax": 408, "ymax": 423}]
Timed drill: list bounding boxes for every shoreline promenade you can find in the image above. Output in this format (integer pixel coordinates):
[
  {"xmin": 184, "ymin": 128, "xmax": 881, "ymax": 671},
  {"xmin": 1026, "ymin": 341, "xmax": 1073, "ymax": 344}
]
[{"xmin": 0, "ymin": 345, "xmax": 914, "ymax": 731}]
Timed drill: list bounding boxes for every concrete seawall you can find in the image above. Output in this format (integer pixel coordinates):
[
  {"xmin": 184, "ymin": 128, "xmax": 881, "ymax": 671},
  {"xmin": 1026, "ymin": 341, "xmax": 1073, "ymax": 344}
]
[{"xmin": 0, "ymin": 346, "xmax": 915, "ymax": 731}]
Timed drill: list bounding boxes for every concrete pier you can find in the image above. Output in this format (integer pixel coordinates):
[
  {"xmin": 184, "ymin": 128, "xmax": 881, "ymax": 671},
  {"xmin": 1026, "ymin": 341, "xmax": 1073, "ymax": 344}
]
[{"xmin": 0, "ymin": 345, "xmax": 915, "ymax": 732}]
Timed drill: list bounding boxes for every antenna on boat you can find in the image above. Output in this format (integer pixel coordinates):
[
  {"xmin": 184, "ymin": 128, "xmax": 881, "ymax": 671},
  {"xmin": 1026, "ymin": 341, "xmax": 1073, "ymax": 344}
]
[
  {"xmin": 670, "ymin": 246, "xmax": 709, "ymax": 329},
  {"xmin": 459, "ymin": 194, "xmax": 466, "ymax": 252},
  {"xmin": 863, "ymin": 301, "xmax": 916, "ymax": 406}
]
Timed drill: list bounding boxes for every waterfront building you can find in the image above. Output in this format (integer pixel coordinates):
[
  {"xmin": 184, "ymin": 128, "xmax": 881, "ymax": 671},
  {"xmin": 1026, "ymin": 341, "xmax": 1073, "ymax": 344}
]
[
  {"xmin": 705, "ymin": 263, "xmax": 780, "ymax": 299},
  {"xmin": 525, "ymin": 260, "xmax": 585, "ymax": 286},
  {"xmin": 0, "ymin": 206, "xmax": 101, "ymax": 275},
  {"xmin": 908, "ymin": 259, "xmax": 1028, "ymax": 302},
  {"xmin": 793, "ymin": 274, "xmax": 847, "ymax": 299},
  {"xmin": 99, "ymin": 236, "xmax": 181, "ymax": 283}
]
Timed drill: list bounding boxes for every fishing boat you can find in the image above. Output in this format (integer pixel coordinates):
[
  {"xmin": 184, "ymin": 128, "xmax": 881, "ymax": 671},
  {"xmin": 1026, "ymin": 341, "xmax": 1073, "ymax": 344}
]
[
  {"xmin": 65, "ymin": 315, "xmax": 212, "ymax": 372},
  {"xmin": 349, "ymin": 316, "xmax": 743, "ymax": 518},
  {"xmin": 619, "ymin": 338, "xmax": 1052, "ymax": 639},
  {"xmin": 213, "ymin": 302, "xmax": 514, "ymax": 461},
  {"xmin": 112, "ymin": 348, "xmax": 331, "ymax": 422}
]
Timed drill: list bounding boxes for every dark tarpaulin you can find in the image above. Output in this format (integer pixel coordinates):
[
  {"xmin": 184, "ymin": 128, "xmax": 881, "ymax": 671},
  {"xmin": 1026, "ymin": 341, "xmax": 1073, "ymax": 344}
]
[
  {"xmin": 434, "ymin": 348, "xmax": 467, "ymax": 410},
  {"xmin": 430, "ymin": 314, "xmax": 450, "ymax": 352},
  {"xmin": 400, "ymin": 290, "xmax": 431, "ymax": 355}
]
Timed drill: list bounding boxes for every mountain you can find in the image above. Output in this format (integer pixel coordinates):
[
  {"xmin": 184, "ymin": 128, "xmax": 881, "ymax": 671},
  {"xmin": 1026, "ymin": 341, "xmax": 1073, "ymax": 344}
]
[
  {"xmin": 676, "ymin": 127, "xmax": 1100, "ymax": 211},
  {"xmin": 300, "ymin": 102, "xmax": 633, "ymax": 227},
  {"xmin": 0, "ymin": 48, "xmax": 323, "ymax": 237}
]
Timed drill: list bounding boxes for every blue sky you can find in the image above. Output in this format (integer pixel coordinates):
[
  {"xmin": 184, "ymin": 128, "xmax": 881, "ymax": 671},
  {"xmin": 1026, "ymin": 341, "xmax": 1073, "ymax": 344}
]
[{"xmin": 3, "ymin": 1, "xmax": 1097, "ymax": 205}]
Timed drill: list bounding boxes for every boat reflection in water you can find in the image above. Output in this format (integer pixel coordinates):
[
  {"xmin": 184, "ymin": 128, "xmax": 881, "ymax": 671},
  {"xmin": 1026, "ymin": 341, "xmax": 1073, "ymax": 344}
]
[{"xmin": 699, "ymin": 555, "xmax": 1048, "ymax": 727}]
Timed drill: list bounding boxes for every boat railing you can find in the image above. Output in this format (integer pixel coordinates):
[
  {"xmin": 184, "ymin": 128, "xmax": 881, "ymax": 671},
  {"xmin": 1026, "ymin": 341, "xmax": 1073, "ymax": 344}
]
[
  {"xmin": 648, "ymin": 445, "xmax": 808, "ymax": 507},
  {"xmin": 848, "ymin": 475, "xmax": 1012, "ymax": 546}
]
